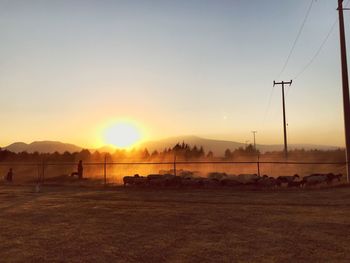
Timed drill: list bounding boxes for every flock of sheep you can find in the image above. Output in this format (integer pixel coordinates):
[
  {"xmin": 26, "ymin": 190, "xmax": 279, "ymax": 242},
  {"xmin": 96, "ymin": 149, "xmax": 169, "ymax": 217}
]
[{"xmin": 123, "ymin": 170, "xmax": 343, "ymax": 188}]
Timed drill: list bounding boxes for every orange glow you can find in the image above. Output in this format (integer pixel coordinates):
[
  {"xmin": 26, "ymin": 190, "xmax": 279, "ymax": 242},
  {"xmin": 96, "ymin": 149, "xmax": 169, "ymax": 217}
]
[{"xmin": 102, "ymin": 120, "xmax": 143, "ymax": 149}]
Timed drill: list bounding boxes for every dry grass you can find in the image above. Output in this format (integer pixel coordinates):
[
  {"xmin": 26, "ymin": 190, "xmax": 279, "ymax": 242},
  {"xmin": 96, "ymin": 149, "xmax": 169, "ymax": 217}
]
[{"xmin": 0, "ymin": 184, "xmax": 350, "ymax": 262}]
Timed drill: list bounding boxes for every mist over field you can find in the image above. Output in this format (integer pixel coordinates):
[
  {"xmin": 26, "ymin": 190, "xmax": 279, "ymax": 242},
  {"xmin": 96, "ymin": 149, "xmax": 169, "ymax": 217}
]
[{"xmin": 0, "ymin": 140, "xmax": 346, "ymax": 185}]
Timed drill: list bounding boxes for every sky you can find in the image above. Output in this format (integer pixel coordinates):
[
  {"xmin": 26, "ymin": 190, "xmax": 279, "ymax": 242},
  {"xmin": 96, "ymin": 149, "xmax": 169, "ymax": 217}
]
[{"xmin": 0, "ymin": 0, "xmax": 349, "ymax": 148}]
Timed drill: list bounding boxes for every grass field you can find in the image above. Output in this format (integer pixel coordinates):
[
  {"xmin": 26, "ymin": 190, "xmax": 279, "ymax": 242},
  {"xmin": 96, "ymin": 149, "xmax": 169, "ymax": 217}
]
[{"xmin": 1, "ymin": 184, "xmax": 350, "ymax": 262}]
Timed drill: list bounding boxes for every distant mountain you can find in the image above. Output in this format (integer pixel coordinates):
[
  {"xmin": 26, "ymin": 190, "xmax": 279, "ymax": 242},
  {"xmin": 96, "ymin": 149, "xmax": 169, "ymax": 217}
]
[
  {"xmin": 139, "ymin": 136, "xmax": 342, "ymax": 156},
  {"xmin": 1, "ymin": 137, "xmax": 342, "ymax": 155},
  {"xmin": 3, "ymin": 142, "xmax": 29, "ymax": 153},
  {"xmin": 3, "ymin": 141, "xmax": 82, "ymax": 153}
]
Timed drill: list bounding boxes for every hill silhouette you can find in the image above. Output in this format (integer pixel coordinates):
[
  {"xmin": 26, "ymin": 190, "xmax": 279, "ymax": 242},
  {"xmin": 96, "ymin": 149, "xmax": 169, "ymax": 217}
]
[
  {"xmin": 1, "ymin": 136, "xmax": 341, "ymax": 156},
  {"xmin": 4, "ymin": 141, "xmax": 82, "ymax": 153}
]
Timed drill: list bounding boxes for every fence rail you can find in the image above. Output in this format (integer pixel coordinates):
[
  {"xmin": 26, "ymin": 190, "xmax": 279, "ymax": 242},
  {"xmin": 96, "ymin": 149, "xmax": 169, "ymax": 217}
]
[
  {"xmin": 0, "ymin": 161, "xmax": 347, "ymax": 165},
  {"xmin": 0, "ymin": 160, "xmax": 347, "ymax": 185}
]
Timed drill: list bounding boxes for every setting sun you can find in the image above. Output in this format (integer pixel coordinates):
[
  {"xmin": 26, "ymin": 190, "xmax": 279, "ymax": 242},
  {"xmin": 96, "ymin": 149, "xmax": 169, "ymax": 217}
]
[{"xmin": 103, "ymin": 121, "xmax": 141, "ymax": 149}]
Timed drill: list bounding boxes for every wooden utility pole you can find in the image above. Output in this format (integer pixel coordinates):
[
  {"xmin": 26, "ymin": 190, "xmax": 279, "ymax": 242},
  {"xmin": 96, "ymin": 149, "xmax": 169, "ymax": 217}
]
[
  {"xmin": 173, "ymin": 154, "xmax": 177, "ymax": 177},
  {"xmin": 338, "ymin": 0, "xmax": 350, "ymax": 183},
  {"xmin": 251, "ymin": 131, "xmax": 257, "ymax": 151},
  {"xmin": 104, "ymin": 154, "xmax": 107, "ymax": 186},
  {"xmin": 273, "ymin": 80, "xmax": 292, "ymax": 159}
]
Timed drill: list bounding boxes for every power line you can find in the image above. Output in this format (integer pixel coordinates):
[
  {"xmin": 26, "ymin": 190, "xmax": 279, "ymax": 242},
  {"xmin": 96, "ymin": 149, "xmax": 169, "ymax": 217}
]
[
  {"xmin": 262, "ymin": 0, "xmax": 349, "ymax": 129},
  {"xmin": 262, "ymin": 0, "xmax": 315, "ymax": 129},
  {"xmin": 291, "ymin": 0, "xmax": 350, "ymax": 81},
  {"xmin": 260, "ymin": 85, "xmax": 275, "ymax": 128},
  {"xmin": 292, "ymin": 20, "xmax": 337, "ymax": 81},
  {"xmin": 276, "ymin": 0, "xmax": 315, "ymax": 79}
]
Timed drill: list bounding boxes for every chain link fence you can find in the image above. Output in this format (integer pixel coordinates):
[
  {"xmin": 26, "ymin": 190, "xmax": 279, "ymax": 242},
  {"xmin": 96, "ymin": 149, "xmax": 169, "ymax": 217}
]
[{"xmin": 0, "ymin": 159, "xmax": 347, "ymax": 185}]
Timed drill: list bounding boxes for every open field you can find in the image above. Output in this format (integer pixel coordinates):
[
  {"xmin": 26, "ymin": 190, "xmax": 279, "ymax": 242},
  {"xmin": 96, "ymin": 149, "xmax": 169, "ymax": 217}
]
[
  {"xmin": 1, "ymin": 184, "xmax": 350, "ymax": 262},
  {"xmin": 0, "ymin": 162, "xmax": 347, "ymax": 185}
]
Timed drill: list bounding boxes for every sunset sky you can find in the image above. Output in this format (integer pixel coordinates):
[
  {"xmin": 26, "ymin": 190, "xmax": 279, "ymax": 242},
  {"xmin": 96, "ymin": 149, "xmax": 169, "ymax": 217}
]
[{"xmin": 0, "ymin": 0, "xmax": 349, "ymax": 148}]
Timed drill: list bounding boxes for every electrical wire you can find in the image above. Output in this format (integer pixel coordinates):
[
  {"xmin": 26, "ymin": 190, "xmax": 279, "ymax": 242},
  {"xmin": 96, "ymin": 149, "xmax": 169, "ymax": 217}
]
[
  {"xmin": 260, "ymin": 85, "xmax": 275, "ymax": 128},
  {"xmin": 276, "ymin": 0, "xmax": 315, "ymax": 79},
  {"xmin": 292, "ymin": 20, "xmax": 337, "ymax": 81},
  {"xmin": 261, "ymin": 0, "xmax": 315, "ymax": 129},
  {"xmin": 262, "ymin": 0, "xmax": 350, "ymax": 128},
  {"xmin": 291, "ymin": 0, "xmax": 350, "ymax": 81}
]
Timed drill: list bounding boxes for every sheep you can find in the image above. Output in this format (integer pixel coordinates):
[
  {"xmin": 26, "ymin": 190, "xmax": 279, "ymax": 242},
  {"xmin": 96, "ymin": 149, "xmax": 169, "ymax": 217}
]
[
  {"xmin": 301, "ymin": 173, "xmax": 343, "ymax": 187},
  {"xmin": 237, "ymin": 174, "xmax": 260, "ymax": 184},
  {"xmin": 207, "ymin": 172, "xmax": 228, "ymax": 180},
  {"xmin": 180, "ymin": 177, "xmax": 202, "ymax": 187},
  {"xmin": 256, "ymin": 175, "xmax": 277, "ymax": 188},
  {"xmin": 147, "ymin": 174, "xmax": 181, "ymax": 187},
  {"xmin": 276, "ymin": 174, "xmax": 300, "ymax": 186},
  {"xmin": 201, "ymin": 178, "xmax": 220, "ymax": 188},
  {"xmin": 326, "ymin": 173, "xmax": 342, "ymax": 184},
  {"xmin": 287, "ymin": 181, "xmax": 302, "ymax": 188},
  {"xmin": 123, "ymin": 174, "xmax": 147, "ymax": 186},
  {"xmin": 300, "ymin": 174, "xmax": 328, "ymax": 187},
  {"xmin": 220, "ymin": 178, "xmax": 242, "ymax": 187}
]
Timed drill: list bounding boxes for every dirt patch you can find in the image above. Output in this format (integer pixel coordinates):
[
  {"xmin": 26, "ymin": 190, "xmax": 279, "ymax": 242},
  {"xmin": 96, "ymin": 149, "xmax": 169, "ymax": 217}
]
[{"xmin": 0, "ymin": 185, "xmax": 349, "ymax": 262}]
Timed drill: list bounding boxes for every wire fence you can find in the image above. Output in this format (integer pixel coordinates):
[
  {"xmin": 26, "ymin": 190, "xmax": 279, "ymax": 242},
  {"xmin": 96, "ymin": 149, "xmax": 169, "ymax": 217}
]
[{"xmin": 0, "ymin": 159, "xmax": 347, "ymax": 185}]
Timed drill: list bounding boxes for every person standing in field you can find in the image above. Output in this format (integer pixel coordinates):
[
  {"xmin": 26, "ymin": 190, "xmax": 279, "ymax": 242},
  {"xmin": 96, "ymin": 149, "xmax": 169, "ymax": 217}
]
[
  {"xmin": 71, "ymin": 160, "xmax": 83, "ymax": 179},
  {"xmin": 77, "ymin": 160, "xmax": 83, "ymax": 179},
  {"xmin": 6, "ymin": 168, "xmax": 13, "ymax": 183}
]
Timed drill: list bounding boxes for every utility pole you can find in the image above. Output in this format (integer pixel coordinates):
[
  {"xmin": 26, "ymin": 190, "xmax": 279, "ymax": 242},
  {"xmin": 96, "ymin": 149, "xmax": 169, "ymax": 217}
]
[
  {"xmin": 338, "ymin": 0, "xmax": 350, "ymax": 183},
  {"xmin": 251, "ymin": 131, "xmax": 257, "ymax": 151},
  {"xmin": 273, "ymin": 80, "xmax": 292, "ymax": 159},
  {"xmin": 104, "ymin": 154, "xmax": 107, "ymax": 186}
]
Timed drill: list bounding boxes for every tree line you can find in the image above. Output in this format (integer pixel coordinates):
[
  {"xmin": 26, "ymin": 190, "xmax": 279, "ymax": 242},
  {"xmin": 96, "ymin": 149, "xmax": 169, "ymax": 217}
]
[{"xmin": 0, "ymin": 142, "xmax": 345, "ymax": 163}]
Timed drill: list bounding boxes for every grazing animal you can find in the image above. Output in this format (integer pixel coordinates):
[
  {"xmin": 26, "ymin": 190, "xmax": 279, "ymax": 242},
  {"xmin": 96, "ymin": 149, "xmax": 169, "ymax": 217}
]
[
  {"xmin": 147, "ymin": 174, "xmax": 163, "ymax": 180},
  {"xmin": 201, "ymin": 178, "xmax": 220, "ymax": 188},
  {"xmin": 276, "ymin": 174, "xmax": 300, "ymax": 186},
  {"xmin": 181, "ymin": 177, "xmax": 201, "ymax": 187},
  {"xmin": 147, "ymin": 174, "xmax": 181, "ymax": 187},
  {"xmin": 287, "ymin": 181, "xmax": 302, "ymax": 188},
  {"xmin": 327, "ymin": 173, "xmax": 342, "ymax": 183},
  {"xmin": 208, "ymin": 172, "xmax": 228, "ymax": 180},
  {"xmin": 256, "ymin": 176, "xmax": 277, "ymax": 187},
  {"xmin": 178, "ymin": 170, "xmax": 198, "ymax": 178},
  {"xmin": 301, "ymin": 174, "xmax": 328, "ymax": 187},
  {"xmin": 301, "ymin": 173, "xmax": 343, "ymax": 187},
  {"xmin": 123, "ymin": 174, "xmax": 147, "ymax": 186},
  {"xmin": 221, "ymin": 178, "xmax": 242, "ymax": 187},
  {"xmin": 237, "ymin": 174, "xmax": 260, "ymax": 184}
]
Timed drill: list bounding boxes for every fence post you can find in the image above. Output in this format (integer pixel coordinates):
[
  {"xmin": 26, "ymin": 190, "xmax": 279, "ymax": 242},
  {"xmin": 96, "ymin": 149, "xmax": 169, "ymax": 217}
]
[
  {"xmin": 37, "ymin": 164, "xmax": 41, "ymax": 184},
  {"xmin": 257, "ymin": 154, "xmax": 261, "ymax": 177},
  {"xmin": 104, "ymin": 154, "xmax": 107, "ymax": 186},
  {"xmin": 174, "ymin": 154, "xmax": 177, "ymax": 176},
  {"xmin": 42, "ymin": 159, "xmax": 45, "ymax": 184}
]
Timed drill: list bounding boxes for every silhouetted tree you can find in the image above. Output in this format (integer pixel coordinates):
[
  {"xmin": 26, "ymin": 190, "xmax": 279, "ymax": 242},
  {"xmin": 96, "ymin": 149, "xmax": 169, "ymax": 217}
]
[
  {"xmin": 92, "ymin": 151, "xmax": 102, "ymax": 161},
  {"xmin": 224, "ymin": 149, "xmax": 232, "ymax": 160},
  {"xmin": 207, "ymin": 151, "xmax": 214, "ymax": 159},
  {"xmin": 141, "ymin": 148, "xmax": 150, "ymax": 160},
  {"xmin": 77, "ymin": 149, "xmax": 91, "ymax": 161},
  {"xmin": 151, "ymin": 150, "xmax": 159, "ymax": 159}
]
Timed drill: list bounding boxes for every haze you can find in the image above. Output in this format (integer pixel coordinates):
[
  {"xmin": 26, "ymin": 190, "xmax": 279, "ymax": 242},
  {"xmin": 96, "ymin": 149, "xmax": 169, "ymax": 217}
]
[{"xmin": 0, "ymin": 0, "xmax": 346, "ymax": 148}]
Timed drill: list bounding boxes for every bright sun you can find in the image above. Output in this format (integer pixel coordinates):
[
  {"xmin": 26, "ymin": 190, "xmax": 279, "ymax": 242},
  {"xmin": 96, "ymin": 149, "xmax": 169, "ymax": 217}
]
[{"xmin": 103, "ymin": 121, "xmax": 141, "ymax": 148}]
